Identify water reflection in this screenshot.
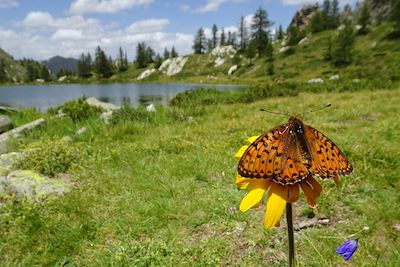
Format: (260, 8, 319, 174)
(0, 83, 241, 111)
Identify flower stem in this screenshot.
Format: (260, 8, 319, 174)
(286, 203, 295, 267)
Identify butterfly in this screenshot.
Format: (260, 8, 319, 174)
(237, 112, 353, 186)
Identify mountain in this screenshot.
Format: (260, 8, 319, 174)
(0, 47, 26, 83)
(42, 55, 78, 75)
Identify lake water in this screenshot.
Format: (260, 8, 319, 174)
(0, 83, 241, 111)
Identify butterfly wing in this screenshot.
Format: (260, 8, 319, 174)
(303, 125, 353, 179)
(237, 124, 310, 185)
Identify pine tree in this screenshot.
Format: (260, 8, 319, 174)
(117, 47, 128, 72)
(192, 27, 207, 54)
(251, 6, 273, 57)
(244, 40, 256, 65)
(330, 0, 340, 28)
(239, 16, 248, 53)
(94, 46, 113, 78)
(357, 2, 371, 35)
(321, 0, 331, 29)
(171, 46, 178, 58)
(135, 42, 148, 68)
(163, 48, 170, 60)
(220, 28, 226, 46)
(332, 20, 354, 66)
(40, 65, 50, 81)
(277, 25, 284, 40)
(154, 53, 163, 68)
(77, 53, 92, 78)
(309, 11, 324, 33)
(212, 24, 218, 48)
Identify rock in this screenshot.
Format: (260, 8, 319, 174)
(228, 65, 238, 75)
(392, 224, 400, 232)
(371, 41, 377, 48)
(308, 78, 324, 84)
(76, 127, 87, 135)
(137, 68, 156, 80)
(295, 217, 330, 231)
(0, 118, 45, 143)
(57, 75, 67, 82)
(355, 24, 362, 31)
(100, 110, 113, 124)
(0, 141, 7, 154)
(5, 170, 73, 200)
(329, 74, 340, 81)
(279, 46, 291, 53)
(158, 56, 188, 76)
(35, 79, 45, 83)
(0, 115, 12, 134)
(214, 57, 225, 67)
(210, 45, 236, 57)
(338, 24, 345, 31)
(289, 3, 319, 30)
(86, 97, 119, 111)
(146, 103, 156, 112)
(352, 78, 361, 83)
(298, 36, 309, 45)
(0, 152, 25, 176)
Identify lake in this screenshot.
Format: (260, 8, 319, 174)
(0, 83, 241, 111)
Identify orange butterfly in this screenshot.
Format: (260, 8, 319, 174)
(238, 109, 353, 186)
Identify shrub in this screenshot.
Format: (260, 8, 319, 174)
(19, 138, 87, 177)
(110, 104, 157, 124)
(48, 97, 102, 122)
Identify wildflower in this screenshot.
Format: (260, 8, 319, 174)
(336, 239, 358, 261)
(235, 136, 322, 229)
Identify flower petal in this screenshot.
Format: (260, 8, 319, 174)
(235, 175, 251, 189)
(234, 145, 249, 160)
(264, 192, 286, 229)
(300, 180, 317, 208)
(270, 182, 289, 201)
(306, 176, 322, 198)
(246, 136, 260, 143)
(239, 188, 266, 212)
(287, 184, 300, 203)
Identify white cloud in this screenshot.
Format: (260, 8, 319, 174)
(69, 0, 153, 15)
(126, 18, 170, 34)
(195, 0, 226, 13)
(51, 29, 84, 40)
(0, 13, 192, 61)
(0, 0, 18, 9)
(280, 0, 356, 6)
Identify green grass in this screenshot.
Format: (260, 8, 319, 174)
(1, 88, 400, 266)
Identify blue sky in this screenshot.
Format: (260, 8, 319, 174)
(0, 0, 356, 60)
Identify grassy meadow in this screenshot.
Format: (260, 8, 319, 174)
(1, 86, 400, 266)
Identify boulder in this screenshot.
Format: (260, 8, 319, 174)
(5, 170, 73, 200)
(146, 103, 156, 112)
(214, 57, 225, 67)
(210, 45, 236, 57)
(158, 56, 188, 76)
(86, 97, 119, 111)
(0, 115, 12, 134)
(289, 3, 319, 30)
(76, 127, 87, 135)
(0, 152, 25, 176)
(57, 75, 67, 82)
(329, 74, 340, 81)
(279, 46, 291, 53)
(228, 65, 238, 75)
(308, 78, 324, 84)
(137, 68, 156, 80)
(100, 110, 113, 124)
(298, 36, 309, 45)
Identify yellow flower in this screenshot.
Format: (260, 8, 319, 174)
(235, 136, 322, 229)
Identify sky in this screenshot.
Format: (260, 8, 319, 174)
(0, 0, 357, 61)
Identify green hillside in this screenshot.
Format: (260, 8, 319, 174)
(125, 22, 399, 86)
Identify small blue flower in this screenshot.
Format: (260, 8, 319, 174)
(336, 239, 358, 261)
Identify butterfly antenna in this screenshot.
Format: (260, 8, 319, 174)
(296, 104, 331, 117)
(260, 108, 292, 117)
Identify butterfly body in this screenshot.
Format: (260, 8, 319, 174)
(238, 117, 353, 185)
